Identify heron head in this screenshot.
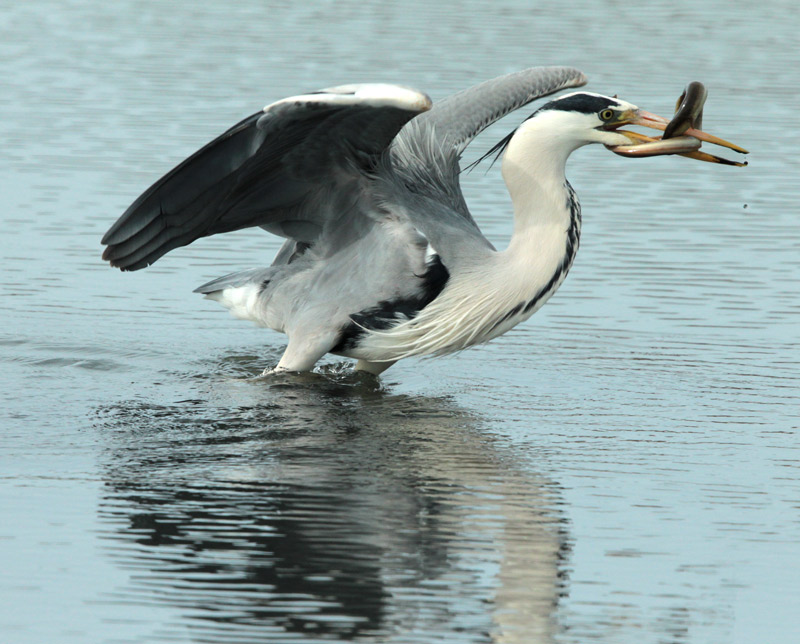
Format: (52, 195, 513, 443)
(476, 89, 747, 171)
(530, 91, 647, 148)
(533, 90, 747, 165)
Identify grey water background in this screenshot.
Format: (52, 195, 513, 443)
(1, 0, 798, 642)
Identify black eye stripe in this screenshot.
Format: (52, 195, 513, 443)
(537, 93, 621, 115)
(474, 93, 626, 170)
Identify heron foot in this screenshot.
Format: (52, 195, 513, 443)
(353, 359, 397, 376)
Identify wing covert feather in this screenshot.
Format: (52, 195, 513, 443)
(102, 86, 431, 270)
(404, 66, 587, 151)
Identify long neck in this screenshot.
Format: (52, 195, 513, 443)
(501, 118, 580, 244)
(498, 119, 583, 301)
(355, 118, 586, 361)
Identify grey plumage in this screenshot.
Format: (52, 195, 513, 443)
(102, 66, 591, 374)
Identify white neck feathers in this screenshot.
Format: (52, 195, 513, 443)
(501, 111, 586, 243)
(357, 112, 586, 362)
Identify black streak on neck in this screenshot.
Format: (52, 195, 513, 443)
(491, 182, 582, 331)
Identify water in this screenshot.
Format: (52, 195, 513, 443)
(1, 1, 798, 642)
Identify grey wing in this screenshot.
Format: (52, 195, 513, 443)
(102, 85, 432, 270)
(388, 66, 587, 256)
(404, 66, 587, 153)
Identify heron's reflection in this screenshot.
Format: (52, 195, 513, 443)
(97, 355, 570, 643)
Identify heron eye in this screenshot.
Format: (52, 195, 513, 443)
(600, 108, 615, 121)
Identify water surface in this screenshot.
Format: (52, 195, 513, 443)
(1, 1, 798, 643)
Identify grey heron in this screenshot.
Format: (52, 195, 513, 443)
(102, 67, 746, 375)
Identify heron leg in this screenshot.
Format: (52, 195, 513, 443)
(263, 331, 338, 375)
(354, 359, 396, 376)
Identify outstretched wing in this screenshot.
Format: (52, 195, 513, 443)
(404, 66, 587, 154)
(102, 85, 431, 270)
(388, 66, 587, 247)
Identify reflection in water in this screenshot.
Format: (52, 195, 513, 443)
(96, 356, 569, 643)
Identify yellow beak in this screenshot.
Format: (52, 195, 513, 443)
(608, 82, 748, 166)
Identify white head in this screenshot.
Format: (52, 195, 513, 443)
(485, 89, 747, 218)
(491, 91, 644, 204)
(507, 91, 643, 161)
(534, 91, 643, 147)
(480, 88, 747, 178)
